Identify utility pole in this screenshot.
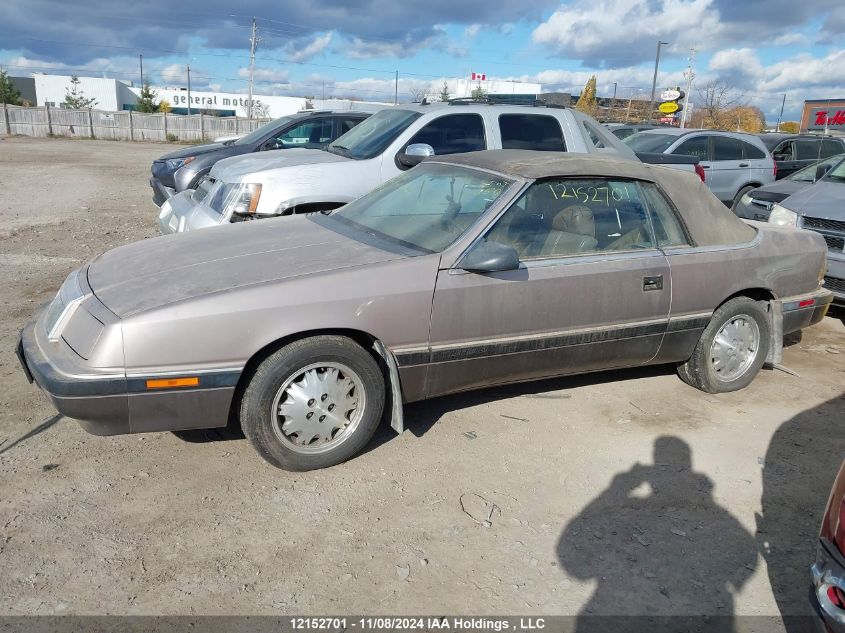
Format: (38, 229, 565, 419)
(247, 17, 257, 120)
(611, 82, 618, 119)
(394, 71, 398, 105)
(775, 93, 786, 132)
(648, 40, 669, 123)
(187, 65, 192, 116)
(680, 47, 696, 129)
(139, 54, 144, 87)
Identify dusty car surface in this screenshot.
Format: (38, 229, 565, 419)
(18, 150, 832, 471)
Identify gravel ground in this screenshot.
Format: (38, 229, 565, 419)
(0, 136, 843, 624)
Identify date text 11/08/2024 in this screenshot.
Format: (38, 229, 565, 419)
(289, 617, 547, 631)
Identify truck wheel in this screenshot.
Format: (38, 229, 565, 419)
(677, 296, 771, 394)
(240, 335, 385, 471)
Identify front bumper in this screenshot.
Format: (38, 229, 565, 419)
(825, 255, 845, 308)
(811, 538, 845, 633)
(150, 176, 176, 208)
(156, 190, 226, 235)
(17, 311, 238, 436)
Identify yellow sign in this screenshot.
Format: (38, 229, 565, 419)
(658, 102, 680, 114)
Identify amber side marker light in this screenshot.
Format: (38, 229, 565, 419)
(146, 377, 200, 389)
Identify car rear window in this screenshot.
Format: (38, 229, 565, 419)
(499, 114, 566, 151)
(624, 133, 678, 153)
(796, 139, 822, 160)
(821, 139, 844, 157)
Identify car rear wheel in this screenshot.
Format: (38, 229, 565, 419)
(240, 335, 385, 471)
(731, 185, 755, 213)
(677, 296, 771, 393)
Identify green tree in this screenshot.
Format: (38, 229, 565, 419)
(471, 85, 487, 101)
(134, 81, 159, 113)
(62, 75, 98, 109)
(439, 81, 450, 102)
(0, 70, 22, 105)
(575, 75, 598, 116)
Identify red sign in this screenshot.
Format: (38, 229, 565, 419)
(812, 109, 845, 128)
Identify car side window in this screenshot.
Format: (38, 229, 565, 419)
(485, 178, 654, 260)
(821, 140, 844, 158)
(741, 141, 766, 160)
(498, 114, 566, 151)
(773, 140, 795, 160)
(274, 119, 333, 146)
(640, 183, 689, 248)
(713, 136, 744, 161)
(796, 139, 822, 160)
(674, 136, 709, 161)
(407, 114, 486, 154)
(339, 117, 362, 135)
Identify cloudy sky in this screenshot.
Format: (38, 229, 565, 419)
(1, 0, 843, 120)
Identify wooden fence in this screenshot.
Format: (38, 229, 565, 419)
(0, 105, 269, 142)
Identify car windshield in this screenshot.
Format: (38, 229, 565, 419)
(234, 115, 295, 146)
(826, 158, 845, 182)
(324, 163, 512, 253)
(326, 109, 421, 160)
(787, 154, 845, 182)
(623, 133, 679, 153)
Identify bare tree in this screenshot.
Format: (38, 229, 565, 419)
(694, 80, 746, 129)
(408, 86, 428, 103)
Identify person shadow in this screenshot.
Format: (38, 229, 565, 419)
(557, 436, 757, 633)
(758, 392, 845, 633)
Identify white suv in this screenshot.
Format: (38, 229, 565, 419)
(625, 129, 776, 209)
(158, 102, 653, 234)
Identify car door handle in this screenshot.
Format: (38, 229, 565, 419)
(643, 275, 663, 291)
(701, 164, 710, 169)
(739, 163, 749, 167)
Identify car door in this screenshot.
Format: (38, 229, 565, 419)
(707, 136, 748, 203)
(425, 177, 672, 398)
(672, 133, 712, 184)
(772, 139, 800, 178)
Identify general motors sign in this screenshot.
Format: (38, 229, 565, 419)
(808, 107, 845, 130)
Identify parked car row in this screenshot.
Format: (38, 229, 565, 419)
(15, 101, 834, 473)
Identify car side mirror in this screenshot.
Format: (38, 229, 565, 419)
(262, 140, 284, 151)
(773, 153, 789, 161)
(397, 143, 435, 168)
(460, 240, 520, 273)
(816, 164, 832, 181)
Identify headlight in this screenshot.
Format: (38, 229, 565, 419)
(43, 269, 88, 341)
(769, 203, 798, 227)
(165, 156, 195, 171)
(210, 182, 263, 217)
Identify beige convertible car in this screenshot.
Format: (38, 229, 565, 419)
(17, 151, 832, 470)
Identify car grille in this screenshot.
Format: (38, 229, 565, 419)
(823, 235, 845, 251)
(804, 216, 845, 232)
(824, 276, 845, 294)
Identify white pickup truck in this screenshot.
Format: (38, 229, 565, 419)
(158, 101, 701, 234)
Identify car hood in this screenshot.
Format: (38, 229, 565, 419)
(749, 179, 809, 203)
(210, 148, 350, 182)
(87, 216, 403, 317)
(157, 142, 231, 161)
(779, 180, 845, 221)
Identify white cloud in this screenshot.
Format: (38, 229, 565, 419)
(288, 32, 333, 62)
(708, 48, 764, 77)
(772, 33, 807, 46)
(237, 66, 290, 84)
(159, 63, 187, 86)
(464, 24, 481, 38)
(532, 0, 723, 65)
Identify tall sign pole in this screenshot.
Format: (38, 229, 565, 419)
(680, 47, 695, 129)
(247, 17, 257, 120)
(775, 93, 786, 132)
(186, 65, 192, 116)
(648, 40, 669, 123)
(139, 54, 144, 87)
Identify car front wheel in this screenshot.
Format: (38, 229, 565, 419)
(677, 296, 771, 394)
(240, 335, 385, 471)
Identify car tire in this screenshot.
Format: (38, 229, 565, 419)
(731, 185, 755, 213)
(677, 296, 771, 394)
(240, 335, 385, 471)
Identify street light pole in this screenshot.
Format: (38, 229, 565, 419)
(187, 64, 192, 116)
(648, 40, 669, 123)
(776, 93, 786, 132)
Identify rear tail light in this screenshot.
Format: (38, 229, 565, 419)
(695, 163, 706, 183)
(773, 162, 778, 179)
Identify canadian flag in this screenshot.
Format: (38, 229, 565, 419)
(471, 72, 486, 81)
